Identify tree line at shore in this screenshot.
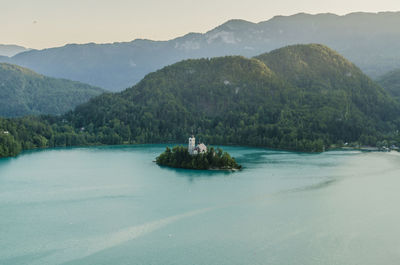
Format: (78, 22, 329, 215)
(1, 44, 400, 158)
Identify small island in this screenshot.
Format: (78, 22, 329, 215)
(156, 135, 242, 170)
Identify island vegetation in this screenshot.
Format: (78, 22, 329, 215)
(156, 146, 242, 170)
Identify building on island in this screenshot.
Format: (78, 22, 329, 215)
(188, 135, 207, 155)
(197, 143, 207, 153)
(188, 135, 196, 154)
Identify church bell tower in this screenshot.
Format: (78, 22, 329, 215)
(188, 135, 195, 154)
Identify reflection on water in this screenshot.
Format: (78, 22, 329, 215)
(0, 145, 399, 265)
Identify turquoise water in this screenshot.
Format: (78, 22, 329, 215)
(0, 145, 400, 265)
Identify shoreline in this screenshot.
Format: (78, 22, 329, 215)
(2, 142, 398, 160)
(156, 164, 241, 172)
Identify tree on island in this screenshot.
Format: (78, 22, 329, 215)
(156, 146, 241, 170)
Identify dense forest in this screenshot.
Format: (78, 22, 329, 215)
(377, 69, 400, 101)
(156, 146, 241, 170)
(0, 63, 104, 117)
(0, 44, 400, 158)
(0, 116, 95, 157)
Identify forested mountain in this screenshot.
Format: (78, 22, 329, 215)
(0, 63, 104, 117)
(66, 44, 399, 151)
(0, 44, 30, 57)
(1, 12, 400, 91)
(377, 69, 400, 100)
(1, 44, 399, 158)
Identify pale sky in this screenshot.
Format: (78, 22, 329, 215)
(1, 0, 400, 49)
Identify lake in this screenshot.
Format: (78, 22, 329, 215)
(0, 145, 399, 265)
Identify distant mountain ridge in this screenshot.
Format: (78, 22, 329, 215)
(1, 12, 400, 91)
(0, 63, 104, 117)
(0, 44, 30, 57)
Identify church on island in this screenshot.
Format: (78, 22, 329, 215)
(188, 135, 207, 155)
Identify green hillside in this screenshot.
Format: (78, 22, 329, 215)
(1, 44, 399, 158)
(377, 69, 400, 100)
(0, 63, 104, 117)
(67, 44, 400, 151)
(255, 44, 400, 144)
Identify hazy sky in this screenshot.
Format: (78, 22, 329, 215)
(1, 0, 400, 49)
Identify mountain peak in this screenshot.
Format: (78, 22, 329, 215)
(255, 44, 360, 89)
(209, 19, 256, 34)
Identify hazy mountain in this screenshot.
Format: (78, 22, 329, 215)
(0, 44, 30, 57)
(0, 55, 10, 62)
(1, 12, 400, 91)
(377, 69, 400, 100)
(0, 63, 104, 117)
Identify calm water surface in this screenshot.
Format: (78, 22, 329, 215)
(0, 145, 399, 265)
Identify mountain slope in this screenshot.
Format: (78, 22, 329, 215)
(0, 44, 30, 57)
(0, 63, 104, 117)
(0, 56, 9, 62)
(65, 44, 400, 151)
(1, 12, 400, 91)
(256, 44, 397, 125)
(1, 44, 399, 158)
(377, 69, 400, 100)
